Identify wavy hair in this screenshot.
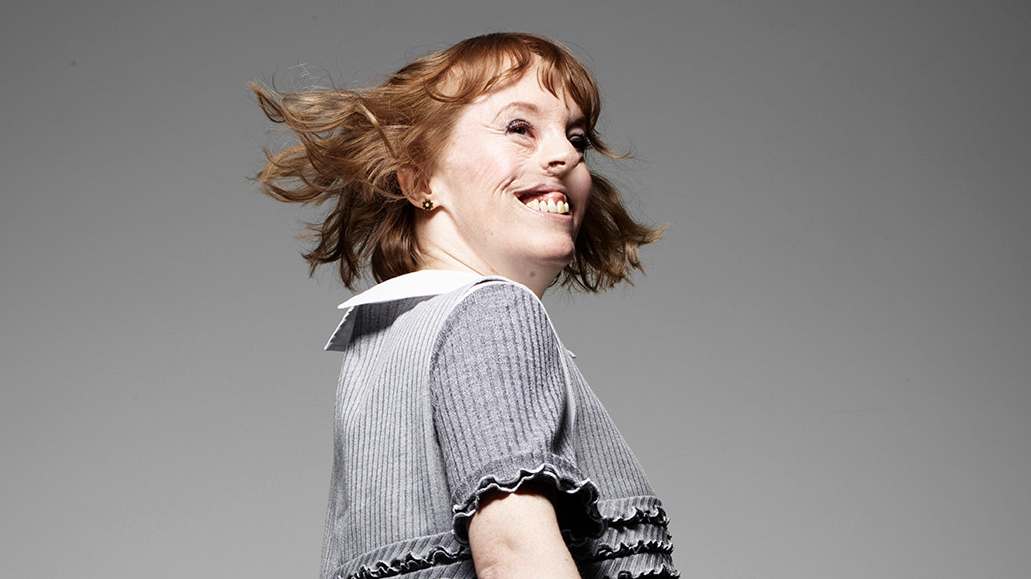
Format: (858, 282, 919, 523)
(248, 32, 667, 292)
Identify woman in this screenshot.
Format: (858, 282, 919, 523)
(250, 32, 678, 579)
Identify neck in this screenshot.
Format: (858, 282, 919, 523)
(416, 254, 559, 299)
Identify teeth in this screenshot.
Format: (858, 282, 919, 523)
(526, 198, 570, 214)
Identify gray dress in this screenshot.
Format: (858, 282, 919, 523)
(319, 271, 679, 579)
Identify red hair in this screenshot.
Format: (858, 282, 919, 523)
(248, 32, 667, 291)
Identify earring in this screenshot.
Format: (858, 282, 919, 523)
(422, 199, 434, 211)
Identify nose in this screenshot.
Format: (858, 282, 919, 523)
(541, 129, 582, 176)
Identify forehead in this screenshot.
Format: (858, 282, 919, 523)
(469, 62, 583, 119)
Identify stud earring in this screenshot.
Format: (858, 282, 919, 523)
(422, 199, 434, 211)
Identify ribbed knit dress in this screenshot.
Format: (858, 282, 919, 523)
(319, 269, 679, 579)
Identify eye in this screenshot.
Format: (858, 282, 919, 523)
(506, 119, 533, 136)
(508, 119, 592, 154)
(569, 134, 592, 153)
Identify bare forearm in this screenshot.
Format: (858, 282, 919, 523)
(468, 487, 582, 579)
(476, 548, 581, 579)
(473, 526, 581, 579)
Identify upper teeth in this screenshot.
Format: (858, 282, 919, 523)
(525, 197, 570, 214)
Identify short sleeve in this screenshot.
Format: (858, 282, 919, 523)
(429, 281, 605, 546)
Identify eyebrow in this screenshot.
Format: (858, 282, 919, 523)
(494, 101, 587, 130)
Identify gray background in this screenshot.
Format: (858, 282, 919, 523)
(1, 1, 1028, 577)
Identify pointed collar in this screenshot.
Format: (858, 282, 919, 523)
(335, 268, 489, 309)
(323, 268, 576, 358)
(323, 268, 491, 352)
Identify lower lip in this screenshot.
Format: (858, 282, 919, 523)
(514, 195, 573, 221)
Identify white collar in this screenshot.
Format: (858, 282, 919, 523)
(324, 269, 576, 357)
(335, 268, 491, 309)
(324, 269, 494, 352)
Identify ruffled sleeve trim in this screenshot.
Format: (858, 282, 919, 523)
(570, 495, 682, 578)
(449, 450, 606, 546)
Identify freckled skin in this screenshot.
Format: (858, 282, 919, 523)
(411, 58, 592, 298)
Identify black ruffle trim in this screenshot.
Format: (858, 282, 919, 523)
(606, 564, 682, 579)
(338, 499, 675, 579)
(606, 504, 671, 529)
(576, 540, 680, 579)
(451, 461, 606, 546)
(570, 501, 680, 579)
(338, 544, 471, 579)
(594, 538, 676, 560)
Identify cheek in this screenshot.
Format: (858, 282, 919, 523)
(451, 143, 523, 200)
(570, 168, 593, 214)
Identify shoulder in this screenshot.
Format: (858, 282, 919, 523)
(429, 279, 558, 365)
(452, 279, 545, 320)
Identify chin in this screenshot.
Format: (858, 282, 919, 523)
(504, 232, 575, 270)
(531, 236, 575, 259)
(533, 248, 575, 270)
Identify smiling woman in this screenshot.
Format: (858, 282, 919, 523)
(248, 32, 677, 578)
(393, 53, 595, 287)
(248, 31, 664, 295)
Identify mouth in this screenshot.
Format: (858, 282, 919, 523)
(515, 190, 572, 216)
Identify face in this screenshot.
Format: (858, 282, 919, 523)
(419, 58, 593, 288)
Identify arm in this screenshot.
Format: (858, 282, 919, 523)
(469, 484, 582, 579)
(429, 281, 604, 577)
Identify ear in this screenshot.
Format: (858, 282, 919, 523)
(396, 164, 425, 209)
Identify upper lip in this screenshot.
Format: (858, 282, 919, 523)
(515, 184, 571, 206)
